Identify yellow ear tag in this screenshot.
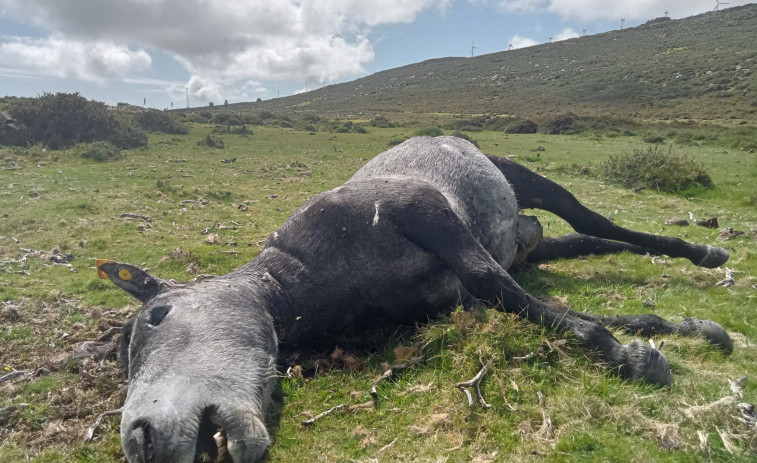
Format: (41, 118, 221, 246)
(118, 268, 132, 281)
(95, 259, 114, 279)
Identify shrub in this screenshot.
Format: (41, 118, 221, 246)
(451, 116, 485, 131)
(0, 92, 148, 149)
(543, 114, 577, 134)
(370, 116, 398, 128)
(642, 134, 665, 144)
(505, 120, 538, 134)
(108, 115, 149, 149)
(79, 141, 122, 162)
(415, 127, 444, 137)
(135, 110, 189, 134)
(387, 136, 407, 146)
(197, 134, 225, 149)
(212, 125, 250, 135)
(332, 121, 368, 134)
(601, 146, 713, 193)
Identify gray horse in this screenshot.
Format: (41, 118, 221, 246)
(99, 136, 731, 463)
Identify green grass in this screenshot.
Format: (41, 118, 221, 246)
(1, 124, 756, 461)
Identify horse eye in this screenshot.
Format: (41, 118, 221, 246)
(148, 305, 171, 327)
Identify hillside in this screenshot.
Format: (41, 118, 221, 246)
(247, 4, 757, 123)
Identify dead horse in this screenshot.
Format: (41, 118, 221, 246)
(99, 136, 732, 463)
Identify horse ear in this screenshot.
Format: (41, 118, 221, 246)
(97, 261, 166, 302)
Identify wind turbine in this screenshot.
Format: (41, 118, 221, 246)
(508, 42, 513, 50)
(713, 0, 730, 11)
(470, 40, 478, 58)
(620, 17, 626, 29)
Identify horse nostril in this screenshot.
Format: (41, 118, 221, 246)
(195, 405, 231, 462)
(142, 422, 156, 463)
(127, 421, 156, 463)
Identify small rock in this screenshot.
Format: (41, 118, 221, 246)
(2, 305, 20, 321)
(696, 217, 719, 228)
(205, 233, 221, 244)
(665, 218, 689, 226)
(717, 227, 745, 242)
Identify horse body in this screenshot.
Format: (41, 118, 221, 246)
(99, 136, 731, 463)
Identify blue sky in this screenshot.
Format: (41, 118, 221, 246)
(0, 0, 749, 108)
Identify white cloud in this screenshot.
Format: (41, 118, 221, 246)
(0, 0, 448, 102)
(510, 34, 539, 49)
(485, 0, 549, 14)
(554, 27, 580, 41)
(0, 36, 151, 82)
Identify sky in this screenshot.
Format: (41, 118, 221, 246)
(0, 0, 751, 108)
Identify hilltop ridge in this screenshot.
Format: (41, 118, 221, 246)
(244, 4, 756, 123)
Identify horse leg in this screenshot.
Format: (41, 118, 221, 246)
(525, 233, 656, 264)
(389, 187, 674, 386)
(569, 309, 732, 354)
(486, 155, 728, 268)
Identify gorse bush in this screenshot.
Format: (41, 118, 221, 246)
(331, 121, 368, 134)
(0, 92, 148, 149)
(134, 110, 189, 135)
(642, 134, 665, 144)
(79, 141, 122, 162)
(543, 113, 577, 134)
(601, 145, 713, 193)
(197, 134, 225, 149)
(505, 120, 538, 134)
(414, 127, 444, 137)
(369, 116, 398, 128)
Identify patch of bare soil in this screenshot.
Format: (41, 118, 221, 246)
(0, 297, 134, 454)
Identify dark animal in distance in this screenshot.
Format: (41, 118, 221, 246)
(99, 136, 732, 463)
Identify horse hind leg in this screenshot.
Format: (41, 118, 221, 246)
(486, 155, 728, 268)
(524, 233, 656, 264)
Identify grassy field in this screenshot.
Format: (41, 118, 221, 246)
(1, 124, 756, 462)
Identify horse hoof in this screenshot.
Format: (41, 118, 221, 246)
(696, 245, 729, 268)
(622, 340, 672, 387)
(677, 318, 733, 355)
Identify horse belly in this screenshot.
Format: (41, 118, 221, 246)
(350, 136, 520, 268)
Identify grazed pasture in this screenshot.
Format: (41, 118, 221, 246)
(1, 125, 756, 462)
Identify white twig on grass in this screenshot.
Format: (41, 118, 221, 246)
(729, 376, 747, 398)
(301, 403, 347, 426)
(300, 401, 373, 427)
(370, 354, 425, 398)
(454, 359, 492, 409)
(0, 370, 30, 384)
(716, 267, 737, 287)
(378, 437, 397, 452)
(535, 391, 554, 441)
(85, 408, 122, 442)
